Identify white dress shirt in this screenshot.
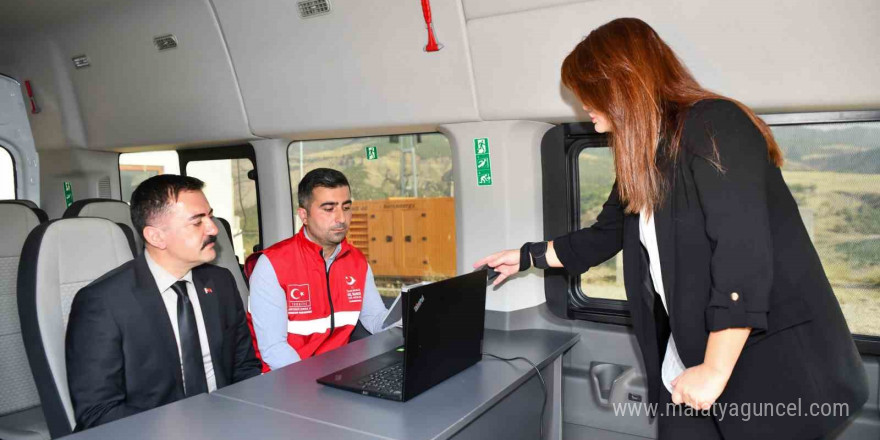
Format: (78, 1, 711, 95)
(144, 251, 217, 393)
(638, 210, 687, 393)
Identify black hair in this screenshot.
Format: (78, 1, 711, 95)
(297, 168, 350, 208)
(130, 174, 205, 240)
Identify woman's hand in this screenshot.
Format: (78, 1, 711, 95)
(670, 363, 730, 410)
(473, 249, 521, 286)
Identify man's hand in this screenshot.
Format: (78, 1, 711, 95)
(473, 249, 521, 286)
(670, 363, 729, 410)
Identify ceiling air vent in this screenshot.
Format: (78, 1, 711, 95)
(97, 176, 112, 199)
(72, 55, 90, 69)
(298, 0, 331, 18)
(154, 34, 178, 51)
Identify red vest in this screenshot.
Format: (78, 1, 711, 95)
(245, 229, 367, 372)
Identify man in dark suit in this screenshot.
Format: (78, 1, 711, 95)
(65, 174, 261, 430)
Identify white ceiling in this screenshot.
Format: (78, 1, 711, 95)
(0, 0, 120, 36)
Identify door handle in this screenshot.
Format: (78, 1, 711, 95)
(589, 362, 638, 408)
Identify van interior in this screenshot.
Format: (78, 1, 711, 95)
(0, 1, 878, 439)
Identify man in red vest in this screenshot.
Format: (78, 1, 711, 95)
(247, 168, 388, 371)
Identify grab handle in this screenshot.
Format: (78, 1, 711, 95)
(589, 362, 635, 408)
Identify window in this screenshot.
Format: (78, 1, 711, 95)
(0, 146, 14, 199)
(288, 134, 455, 303)
(770, 120, 880, 337)
(181, 146, 261, 265)
(554, 115, 880, 340)
(119, 151, 180, 203)
(185, 158, 260, 264)
(577, 146, 625, 301)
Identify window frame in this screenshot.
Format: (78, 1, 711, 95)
(178, 144, 265, 253)
(0, 143, 18, 199)
(541, 110, 880, 354)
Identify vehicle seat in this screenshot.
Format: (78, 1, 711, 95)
(212, 217, 249, 308)
(0, 200, 49, 223)
(0, 202, 49, 440)
(17, 218, 134, 438)
(63, 199, 142, 255)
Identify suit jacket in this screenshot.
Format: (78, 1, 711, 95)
(65, 253, 262, 430)
(554, 100, 868, 439)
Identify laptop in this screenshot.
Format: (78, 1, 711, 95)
(317, 269, 488, 401)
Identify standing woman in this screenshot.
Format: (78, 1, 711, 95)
(476, 18, 867, 440)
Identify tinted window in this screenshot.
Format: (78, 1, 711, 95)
(0, 146, 14, 199)
(186, 158, 260, 263)
(771, 121, 880, 337)
(119, 151, 180, 203)
(577, 146, 625, 301)
(288, 134, 455, 303)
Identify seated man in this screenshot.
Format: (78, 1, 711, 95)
(248, 168, 388, 371)
(66, 175, 261, 430)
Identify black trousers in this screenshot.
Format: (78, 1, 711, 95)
(657, 385, 724, 440)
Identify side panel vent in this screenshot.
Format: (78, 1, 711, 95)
(97, 176, 112, 198)
(72, 55, 90, 69)
(298, 0, 331, 18)
(154, 34, 178, 51)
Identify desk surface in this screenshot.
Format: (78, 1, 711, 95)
(62, 392, 382, 440)
(64, 329, 578, 440)
(215, 329, 578, 440)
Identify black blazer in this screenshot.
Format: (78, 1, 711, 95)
(65, 253, 261, 430)
(554, 100, 868, 439)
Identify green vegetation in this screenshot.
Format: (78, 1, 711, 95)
(578, 147, 616, 225)
(834, 239, 879, 271)
(577, 147, 626, 301)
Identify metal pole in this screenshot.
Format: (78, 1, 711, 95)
(299, 141, 304, 181)
(399, 140, 406, 197)
(410, 135, 418, 197)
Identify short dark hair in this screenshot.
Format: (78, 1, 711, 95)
(130, 174, 205, 240)
(297, 168, 350, 208)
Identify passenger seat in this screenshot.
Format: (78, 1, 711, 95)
(17, 218, 134, 438)
(212, 217, 249, 308)
(0, 202, 49, 440)
(63, 199, 142, 255)
(0, 200, 49, 223)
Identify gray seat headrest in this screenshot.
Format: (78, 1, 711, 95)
(0, 200, 48, 224)
(62, 199, 142, 254)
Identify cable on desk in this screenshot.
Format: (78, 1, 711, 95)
(482, 352, 547, 440)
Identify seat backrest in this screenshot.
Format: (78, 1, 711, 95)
(0, 203, 44, 418)
(63, 199, 142, 254)
(17, 218, 134, 438)
(0, 200, 49, 223)
(212, 217, 249, 307)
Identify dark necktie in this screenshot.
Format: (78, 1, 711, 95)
(170, 281, 208, 396)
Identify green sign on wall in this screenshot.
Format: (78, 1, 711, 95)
(473, 138, 492, 186)
(63, 181, 74, 207)
(365, 145, 378, 160)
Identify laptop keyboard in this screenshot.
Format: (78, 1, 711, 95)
(358, 362, 403, 396)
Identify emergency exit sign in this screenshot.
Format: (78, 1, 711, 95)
(63, 181, 74, 207)
(474, 138, 492, 186)
(365, 145, 378, 160)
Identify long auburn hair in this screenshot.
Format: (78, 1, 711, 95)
(561, 18, 783, 215)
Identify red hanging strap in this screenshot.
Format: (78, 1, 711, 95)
(421, 0, 442, 52)
(25, 80, 40, 114)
